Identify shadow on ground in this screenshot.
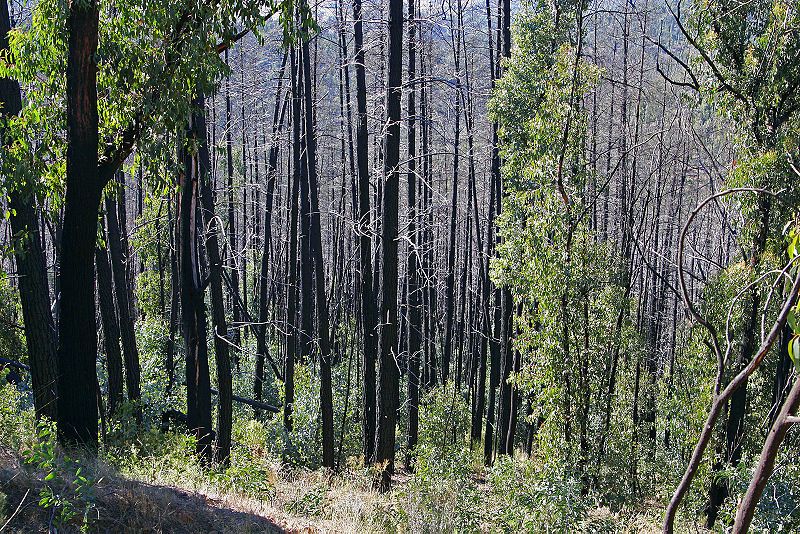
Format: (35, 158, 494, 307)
(0, 449, 284, 533)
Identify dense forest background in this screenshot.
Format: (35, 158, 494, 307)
(0, 0, 799, 531)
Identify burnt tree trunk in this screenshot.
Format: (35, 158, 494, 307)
(375, 0, 403, 491)
(58, 0, 101, 447)
(299, 29, 336, 470)
(179, 111, 213, 464)
(95, 237, 124, 416)
(254, 52, 287, 415)
(352, 0, 379, 465)
(224, 50, 242, 366)
(405, 0, 422, 468)
(105, 179, 141, 415)
(195, 96, 233, 466)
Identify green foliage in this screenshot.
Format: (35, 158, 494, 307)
(22, 422, 97, 532)
(0, 0, 316, 222)
(0, 273, 26, 364)
(0, 370, 36, 450)
(416, 382, 471, 460)
(688, 0, 800, 148)
(284, 484, 329, 517)
(135, 317, 179, 422)
(487, 455, 586, 531)
(269, 363, 321, 465)
(688, 1, 800, 256)
(214, 418, 277, 499)
(130, 191, 172, 321)
(401, 448, 481, 533)
(399, 384, 591, 531)
(717, 446, 800, 532)
(788, 223, 800, 369)
(105, 400, 146, 443)
(489, 0, 647, 503)
(0, 0, 65, 211)
(104, 426, 205, 487)
(399, 384, 481, 532)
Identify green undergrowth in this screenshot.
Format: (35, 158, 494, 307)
(0, 376, 678, 532)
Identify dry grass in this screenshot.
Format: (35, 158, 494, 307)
(0, 446, 401, 533)
(0, 447, 287, 533)
(124, 463, 397, 533)
(0, 443, 674, 533)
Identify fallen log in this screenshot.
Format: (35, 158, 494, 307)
(210, 387, 280, 414)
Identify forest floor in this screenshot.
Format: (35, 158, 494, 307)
(0, 443, 668, 533)
(0, 446, 402, 533)
(0, 446, 357, 533)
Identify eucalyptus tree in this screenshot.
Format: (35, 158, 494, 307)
(196, 93, 233, 465)
(297, 6, 336, 468)
(179, 102, 215, 463)
(405, 0, 422, 466)
(0, 0, 301, 447)
(105, 176, 141, 417)
(0, 0, 58, 422)
(660, 1, 800, 529)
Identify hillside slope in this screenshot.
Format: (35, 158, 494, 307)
(0, 448, 287, 533)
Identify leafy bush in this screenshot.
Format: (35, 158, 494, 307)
(104, 426, 205, 491)
(0, 273, 25, 364)
(22, 422, 97, 532)
(213, 418, 278, 500)
(487, 455, 587, 531)
(401, 446, 482, 533)
(284, 483, 329, 517)
(399, 383, 482, 532)
(717, 446, 800, 532)
(0, 372, 35, 450)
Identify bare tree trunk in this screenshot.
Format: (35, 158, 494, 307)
(352, 0, 379, 465)
(179, 108, 213, 464)
(58, 0, 101, 447)
(166, 198, 179, 395)
(442, 0, 463, 384)
(298, 28, 336, 469)
(283, 46, 306, 434)
(105, 177, 141, 417)
(195, 95, 233, 466)
(224, 50, 242, 367)
(405, 0, 421, 467)
(95, 236, 123, 416)
(254, 53, 288, 415)
(375, 0, 403, 490)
